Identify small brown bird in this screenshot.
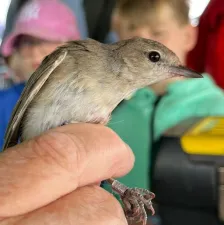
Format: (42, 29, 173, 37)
(2, 37, 202, 224)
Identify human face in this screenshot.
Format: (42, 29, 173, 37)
(113, 4, 197, 96)
(13, 35, 63, 81)
(115, 4, 196, 65)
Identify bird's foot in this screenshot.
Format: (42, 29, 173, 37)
(122, 187, 155, 225)
(107, 179, 155, 225)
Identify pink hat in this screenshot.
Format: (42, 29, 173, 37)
(1, 0, 80, 57)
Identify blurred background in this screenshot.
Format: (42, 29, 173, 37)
(0, 0, 211, 44)
(0, 1, 224, 225)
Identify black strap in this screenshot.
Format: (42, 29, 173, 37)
(149, 96, 162, 187)
(83, 0, 116, 42)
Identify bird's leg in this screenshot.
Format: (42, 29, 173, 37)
(106, 178, 155, 225)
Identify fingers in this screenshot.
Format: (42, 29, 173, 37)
(53, 123, 134, 186)
(1, 186, 128, 225)
(0, 123, 134, 217)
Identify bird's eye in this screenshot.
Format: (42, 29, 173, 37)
(148, 51, 160, 63)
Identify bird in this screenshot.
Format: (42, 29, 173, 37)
(2, 37, 202, 224)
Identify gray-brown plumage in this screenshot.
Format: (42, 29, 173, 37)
(2, 37, 202, 224)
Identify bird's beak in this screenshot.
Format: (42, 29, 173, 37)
(168, 65, 203, 78)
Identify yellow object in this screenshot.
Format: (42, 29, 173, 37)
(181, 117, 224, 155)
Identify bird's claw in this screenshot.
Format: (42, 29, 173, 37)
(121, 187, 155, 225)
(108, 179, 155, 224)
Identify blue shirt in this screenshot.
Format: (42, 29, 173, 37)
(0, 83, 25, 150)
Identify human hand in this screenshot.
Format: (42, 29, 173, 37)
(0, 123, 134, 225)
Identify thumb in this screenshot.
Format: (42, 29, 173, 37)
(0, 123, 134, 217)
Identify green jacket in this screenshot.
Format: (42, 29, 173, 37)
(105, 74, 224, 193)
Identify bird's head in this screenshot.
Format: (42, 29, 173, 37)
(106, 37, 202, 92)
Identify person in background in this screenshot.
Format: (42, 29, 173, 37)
(103, 0, 224, 223)
(187, 0, 224, 89)
(2, 0, 88, 44)
(0, 0, 80, 149)
(0, 0, 87, 89)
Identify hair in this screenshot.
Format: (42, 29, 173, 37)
(113, 0, 190, 31)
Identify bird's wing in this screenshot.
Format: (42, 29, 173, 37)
(2, 49, 67, 151)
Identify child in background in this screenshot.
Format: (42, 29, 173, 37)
(0, 0, 80, 149)
(105, 0, 224, 223)
(112, 0, 197, 93)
